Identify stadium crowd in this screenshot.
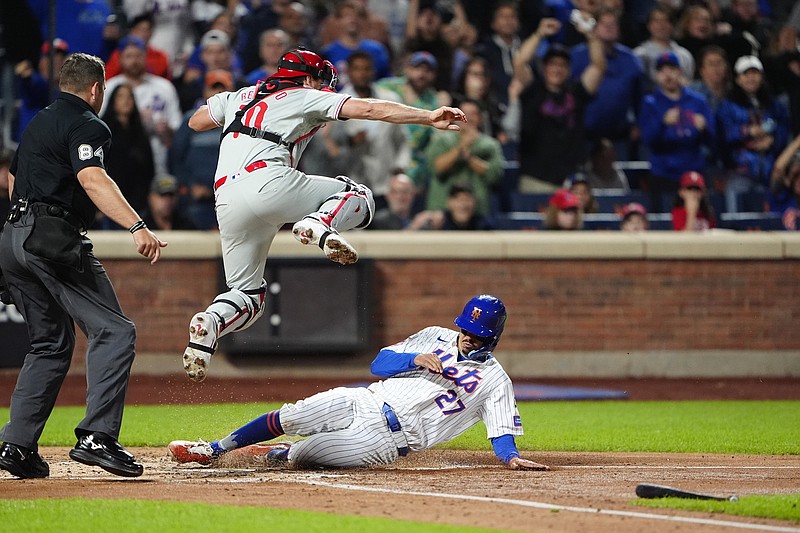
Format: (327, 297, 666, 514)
(2, 0, 800, 231)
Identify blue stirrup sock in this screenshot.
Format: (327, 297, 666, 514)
(211, 410, 284, 454)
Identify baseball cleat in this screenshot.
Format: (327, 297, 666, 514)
(292, 218, 358, 265)
(168, 439, 217, 465)
(183, 312, 218, 382)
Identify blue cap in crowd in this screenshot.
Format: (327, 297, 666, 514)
(655, 51, 680, 70)
(408, 51, 438, 69)
(118, 35, 146, 51)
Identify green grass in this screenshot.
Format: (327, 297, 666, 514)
(1, 400, 798, 528)
(11, 400, 793, 454)
(633, 493, 800, 523)
(0, 498, 504, 533)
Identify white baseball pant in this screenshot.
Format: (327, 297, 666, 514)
(280, 387, 408, 467)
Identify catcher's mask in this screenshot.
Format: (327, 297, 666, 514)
(454, 294, 506, 359)
(272, 49, 335, 86)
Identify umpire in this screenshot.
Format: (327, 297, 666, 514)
(0, 53, 166, 479)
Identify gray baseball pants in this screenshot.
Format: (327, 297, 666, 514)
(0, 211, 136, 451)
(215, 166, 349, 290)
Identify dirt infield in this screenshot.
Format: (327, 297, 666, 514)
(1, 375, 799, 531)
(1, 448, 799, 532)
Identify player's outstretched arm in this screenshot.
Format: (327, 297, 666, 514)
(509, 457, 550, 471)
(339, 98, 466, 130)
(188, 105, 220, 131)
(492, 434, 550, 471)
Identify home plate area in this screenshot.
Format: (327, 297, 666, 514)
(4, 448, 799, 532)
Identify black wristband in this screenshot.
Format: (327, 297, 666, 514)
(128, 220, 147, 233)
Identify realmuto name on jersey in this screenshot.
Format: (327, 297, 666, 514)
(239, 87, 258, 101)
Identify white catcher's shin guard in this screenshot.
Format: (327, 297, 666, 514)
(323, 176, 375, 230)
(207, 282, 267, 336)
(183, 282, 267, 382)
(292, 177, 374, 265)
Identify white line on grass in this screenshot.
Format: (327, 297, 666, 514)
(285, 479, 800, 533)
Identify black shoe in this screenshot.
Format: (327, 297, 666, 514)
(69, 433, 143, 478)
(0, 442, 49, 479)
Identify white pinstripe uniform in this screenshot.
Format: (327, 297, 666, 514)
(205, 84, 354, 290)
(280, 326, 523, 467)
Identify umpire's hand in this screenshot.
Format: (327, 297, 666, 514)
(133, 229, 168, 264)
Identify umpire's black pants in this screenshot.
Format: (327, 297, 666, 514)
(0, 211, 136, 451)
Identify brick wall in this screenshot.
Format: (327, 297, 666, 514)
(70, 257, 800, 360)
(372, 259, 800, 351)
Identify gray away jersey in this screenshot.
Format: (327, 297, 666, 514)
(369, 326, 523, 451)
(205, 85, 350, 179)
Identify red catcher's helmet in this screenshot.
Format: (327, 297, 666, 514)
(272, 49, 327, 80)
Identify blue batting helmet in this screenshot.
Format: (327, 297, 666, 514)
(454, 295, 507, 354)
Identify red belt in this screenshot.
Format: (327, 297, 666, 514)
(214, 160, 268, 191)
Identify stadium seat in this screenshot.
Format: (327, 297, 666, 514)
(582, 214, 622, 230)
(594, 190, 652, 214)
(613, 161, 650, 190)
(509, 192, 551, 212)
(488, 213, 544, 230)
(718, 212, 784, 231)
(737, 190, 769, 213)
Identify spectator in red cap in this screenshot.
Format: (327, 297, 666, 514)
(544, 189, 583, 230)
(619, 202, 649, 232)
(672, 171, 717, 231)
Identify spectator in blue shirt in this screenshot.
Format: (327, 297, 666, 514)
(570, 8, 645, 161)
(717, 55, 791, 212)
(13, 39, 68, 142)
(769, 134, 800, 229)
(640, 51, 715, 213)
(26, 0, 118, 60)
(322, 0, 392, 87)
(168, 70, 232, 230)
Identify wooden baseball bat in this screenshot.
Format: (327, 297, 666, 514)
(635, 483, 739, 502)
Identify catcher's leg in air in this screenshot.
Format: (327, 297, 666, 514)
(183, 281, 266, 382)
(292, 176, 374, 265)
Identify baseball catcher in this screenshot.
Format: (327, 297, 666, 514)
(182, 48, 467, 382)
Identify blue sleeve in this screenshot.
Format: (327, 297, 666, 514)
(490, 434, 521, 464)
(370, 349, 419, 378)
(638, 94, 663, 146)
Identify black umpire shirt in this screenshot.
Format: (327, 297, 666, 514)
(10, 92, 112, 228)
